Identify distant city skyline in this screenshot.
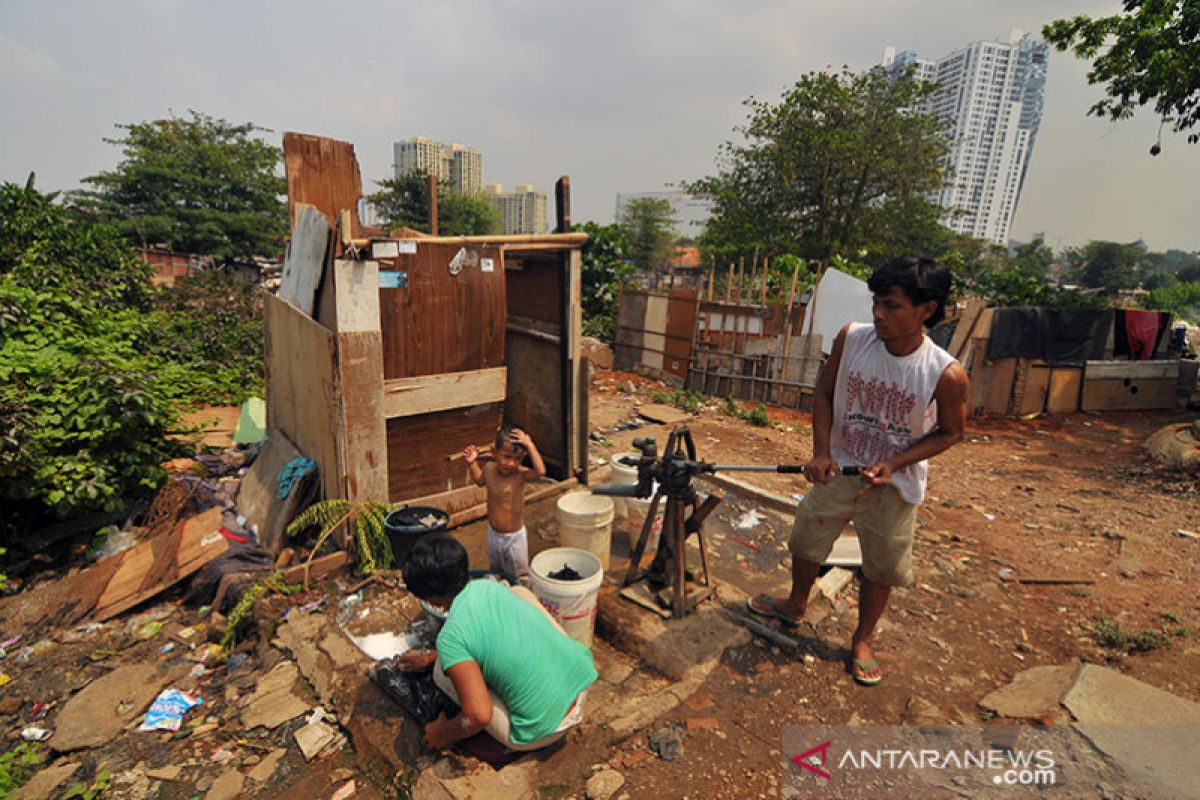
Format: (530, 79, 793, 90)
(393, 135, 483, 194)
(2, 1, 1196, 252)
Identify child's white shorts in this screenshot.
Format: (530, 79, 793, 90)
(487, 525, 530, 585)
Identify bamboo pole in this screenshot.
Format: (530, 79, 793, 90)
(760, 256, 769, 305)
(724, 263, 733, 302)
(736, 256, 745, 303)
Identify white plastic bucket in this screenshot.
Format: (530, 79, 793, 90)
(625, 482, 663, 552)
(529, 548, 604, 648)
(556, 491, 615, 570)
(609, 453, 640, 517)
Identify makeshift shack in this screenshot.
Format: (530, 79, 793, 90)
(243, 133, 589, 553)
(958, 303, 1183, 416)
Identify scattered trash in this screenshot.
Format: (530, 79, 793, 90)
(734, 509, 763, 530)
(729, 535, 760, 552)
(14, 640, 54, 664)
(983, 513, 997, 522)
(225, 653, 249, 673)
(21, 726, 52, 741)
(28, 701, 49, 720)
(160, 642, 176, 655)
(549, 564, 583, 581)
(998, 567, 1016, 581)
(330, 780, 357, 800)
(136, 621, 164, 641)
(792, 493, 806, 503)
(648, 722, 685, 762)
(138, 689, 203, 732)
(189, 664, 207, 679)
(1173, 529, 1198, 540)
(294, 718, 340, 760)
(0, 673, 9, 688)
(0, 635, 20, 650)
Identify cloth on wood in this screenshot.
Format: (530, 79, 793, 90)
(1113, 309, 1171, 360)
(986, 308, 1111, 365)
(184, 540, 275, 608)
(276, 458, 316, 499)
(370, 658, 460, 725)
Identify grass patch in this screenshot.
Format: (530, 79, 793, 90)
(1065, 586, 1091, 598)
(724, 397, 772, 427)
(649, 388, 707, 413)
(1093, 617, 1171, 653)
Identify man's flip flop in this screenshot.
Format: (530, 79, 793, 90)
(848, 657, 882, 686)
(746, 594, 803, 627)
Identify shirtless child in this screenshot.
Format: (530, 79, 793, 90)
(463, 424, 546, 585)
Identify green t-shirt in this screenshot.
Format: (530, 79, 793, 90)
(436, 579, 598, 745)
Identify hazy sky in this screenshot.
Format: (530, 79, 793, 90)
(2, 0, 1196, 251)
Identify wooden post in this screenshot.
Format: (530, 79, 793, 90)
(708, 256, 716, 301)
(779, 258, 802, 392)
(760, 256, 769, 305)
(724, 263, 733, 302)
(428, 173, 439, 236)
(555, 176, 571, 233)
(748, 253, 759, 305)
(736, 256, 745, 303)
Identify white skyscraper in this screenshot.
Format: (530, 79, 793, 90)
(883, 30, 1048, 244)
(393, 136, 483, 194)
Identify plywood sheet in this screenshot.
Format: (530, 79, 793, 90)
(239, 432, 307, 554)
(338, 331, 389, 503)
(810, 268, 873, 355)
(642, 294, 668, 371)
(282, 133, 363, 240)
(948, 297, 987, 359)
(378, 242, 506, 380)
(505, 333, 566, 477)
(332, 258, 380, 333)
(1081, 378, 1178, 411)
(385, 402, 505, 501)
(664, 289, 698, 380)
(264, 294, 341, 501)
(614, 290, 647, 371)
(971, 357, 1017, 417)
(278, 206, 331, 317)
(95, 507, 228, 620)
(1085, 361, 1179, 381)
(1047, 368, 1083, 414)
(384, 367, 507, 418)
(1014, 361, 1051, 416)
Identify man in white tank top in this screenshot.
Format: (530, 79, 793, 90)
(748, 256, 969, 686)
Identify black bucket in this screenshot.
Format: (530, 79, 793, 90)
(385, 506, 450, 570)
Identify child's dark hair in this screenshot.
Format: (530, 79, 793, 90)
(867, 255, 952, 328)
(495, 422, 524, 451)
(403, 535, 469, 600)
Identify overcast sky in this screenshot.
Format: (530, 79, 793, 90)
(2, 0, 1196, 251)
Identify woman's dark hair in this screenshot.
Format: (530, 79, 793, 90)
(866, 255, 952, 328)
(404, 535, 469, 600)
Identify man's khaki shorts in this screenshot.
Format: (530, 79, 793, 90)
(787, 476, 917, 587)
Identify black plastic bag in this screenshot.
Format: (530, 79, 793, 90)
(370, 658, 460, 725)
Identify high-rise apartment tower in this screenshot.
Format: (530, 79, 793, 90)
(393, 136, 483, 194)
(883, 30, 1048, 244)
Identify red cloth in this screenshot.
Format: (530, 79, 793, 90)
(1124, 310, 1161, 360)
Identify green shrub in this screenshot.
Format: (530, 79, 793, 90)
(1094, 617, 1170, 653)
(0, 743, 41, 797)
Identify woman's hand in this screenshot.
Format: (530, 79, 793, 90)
(424, 712, 457, 749)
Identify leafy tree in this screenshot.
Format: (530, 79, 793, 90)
(1010, 236, 1056, 278)
(574, 221, 633, 341)
(687, 68, 948, 265)
(618, 197, 677, 278)
(1, 181, 264, 540)
(72, 112, 286, 260)
(1145, 281, 1200, 321)
(369, 172, 499, 235)
(1069, 240, 1149, 292)
(1044, 1, 1200, 149)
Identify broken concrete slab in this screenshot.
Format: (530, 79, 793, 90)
(14, 760, 79, 800)
(144, 764, 182, 781)
(342, 676, 426, 771)
(637, 403, 691, 424)
(241, 661, 311, 730)
(816, 566, 854, 601)
(273, 610, 369, 708)
(294, 719, 339, 760)
(49, 664, 170, 752)
(641, 607, 750, 682)
(205, 769, 245, 800)
(246, 748, 286, 783)
(585, 768, 625, 800)
(825, 535, 862, 568)
(424, 760, 538, 800)
(1065, 665, 1200, 800)
(978, 663, 1081, 722)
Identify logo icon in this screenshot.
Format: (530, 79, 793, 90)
(791, 741, 833, 780)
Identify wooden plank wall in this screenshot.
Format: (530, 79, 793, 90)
(264, 294, 342, 501)
(385, 403, 505, 500)
(282, 133, 363, 239)
(664, 289, 698, 381)
(377, 242, 506, 379)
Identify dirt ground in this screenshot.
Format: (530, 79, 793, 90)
(583, 370, 1199, 799)
(1, 369, 1196, 800)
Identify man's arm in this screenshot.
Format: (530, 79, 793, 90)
(861, 362, 969, 487)
(805, 324, 851, 484)
(511, 428, 547, 481)
(424, 660, 492, 749)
